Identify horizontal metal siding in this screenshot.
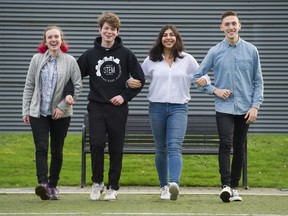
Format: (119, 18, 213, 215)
(0, 0, 287, 133)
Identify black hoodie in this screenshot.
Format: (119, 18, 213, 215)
(77, 36, 145, 103)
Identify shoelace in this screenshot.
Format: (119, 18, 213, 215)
(232, 190, 239, 196)
(106, 189, 113, 195)
(50, 188, 59, 195)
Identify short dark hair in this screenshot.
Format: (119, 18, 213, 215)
(221, 11, 238, 21)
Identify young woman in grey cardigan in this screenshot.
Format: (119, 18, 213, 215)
(22, 25, 82, 200)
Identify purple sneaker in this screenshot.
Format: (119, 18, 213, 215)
(35, 183, 50, 200)
(49, 187, 59, 200)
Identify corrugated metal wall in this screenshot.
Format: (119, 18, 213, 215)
(1, 0, 288, 133)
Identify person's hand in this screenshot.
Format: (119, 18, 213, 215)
(128, 79, 142, 89)
(213, 89, 232, 100)
(110, 95, 124, 106)
(65, 95, 74, 105)
(23, 115, 30, 124)
(195, 77, 207, 87)
(52, 107, 64, 120)
(244, 107, 258, 124)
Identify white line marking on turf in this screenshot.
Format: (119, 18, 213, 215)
(0, 213, 284, 216)
(0, 214, 89, 215)
(102, 214, 285, 216)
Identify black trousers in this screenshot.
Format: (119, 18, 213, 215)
(88, 101, 128, 190)
(30, 115, 70, 187)
(216, 112, 249, 189)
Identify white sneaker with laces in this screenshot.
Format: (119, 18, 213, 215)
(104, 188, 118, 201)
(230, 188, 243, 201)
(90, 182, 104, 201)
(220, 185, 232, 203)
(169, 182, 179, 201)
(160, 185, 170, 200)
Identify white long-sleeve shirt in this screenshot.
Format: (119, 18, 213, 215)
(141, 52, 210, 104)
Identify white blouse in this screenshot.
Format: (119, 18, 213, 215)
(141, 52, 210, 104)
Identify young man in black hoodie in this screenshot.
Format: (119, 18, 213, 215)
(66, 12, 145, 201)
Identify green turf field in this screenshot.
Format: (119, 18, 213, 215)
(0, 193, 287, 215)
(1, 133, 287, 215)
(0, 133, 287, 189)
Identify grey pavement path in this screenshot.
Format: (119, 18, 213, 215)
(1, 186, 288, 196)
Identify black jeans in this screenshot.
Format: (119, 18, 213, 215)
(216, 112, 249, 188)
(88, 101, 128, 190)
(30, 115, 70, 187)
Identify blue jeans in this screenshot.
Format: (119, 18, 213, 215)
(149, 102, 188, 187)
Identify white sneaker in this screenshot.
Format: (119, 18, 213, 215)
(90, 182, 104, 201)
(220, 185, 232, 203)
(104, 188, 117, 201)
(160, 185, 170, 200)
(230, 188, 243, 201)
(169, 182, 179, 201)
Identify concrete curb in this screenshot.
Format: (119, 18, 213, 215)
(1, 186, 287, 196)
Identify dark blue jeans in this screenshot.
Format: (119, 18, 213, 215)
(216, 112, 249, 188)
(30, 115, 71, 187)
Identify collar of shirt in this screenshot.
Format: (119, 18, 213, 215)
(223, 37, 243, 48)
